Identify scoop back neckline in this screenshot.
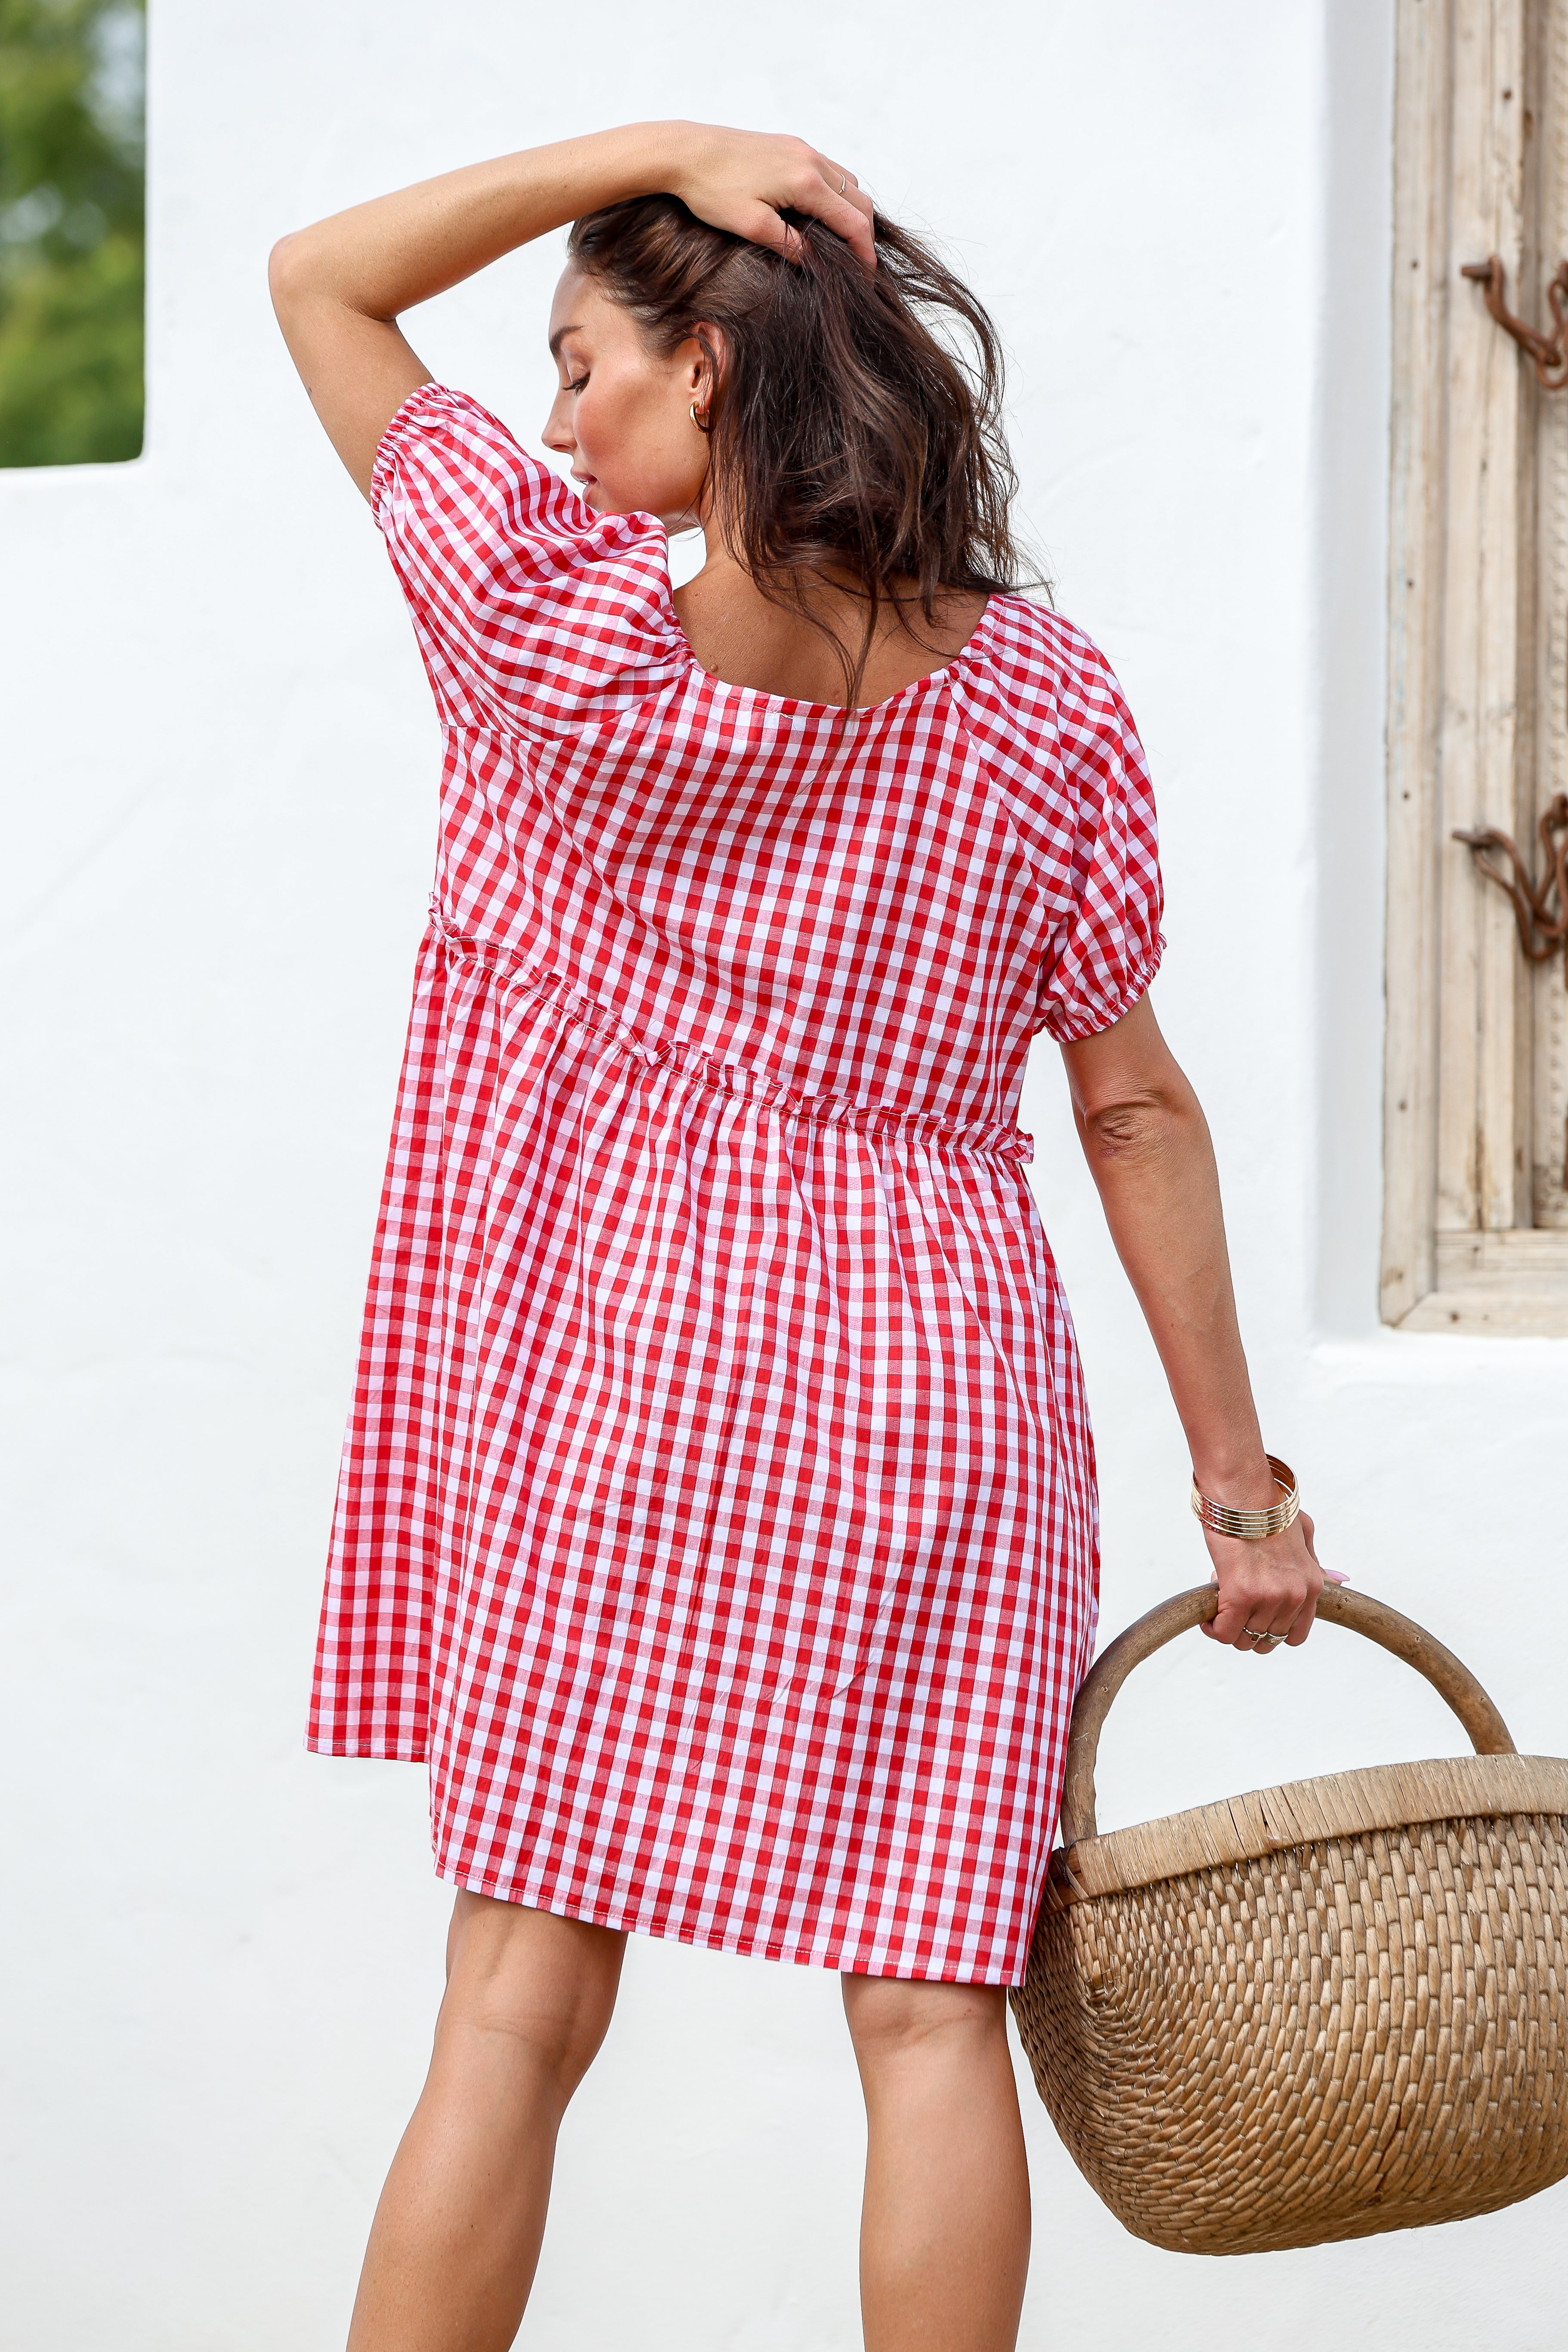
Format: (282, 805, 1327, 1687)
(652, 532, 1000, 723)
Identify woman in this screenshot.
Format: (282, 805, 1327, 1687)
(272, 121, 1329, 2352)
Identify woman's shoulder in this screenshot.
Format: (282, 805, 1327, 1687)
(371, 381, 541, 524)
(372, 382, 671, 584)
(371, 383, 685, 724)
(954, 595, 1149, 819)
(968, 593, 1129, 732)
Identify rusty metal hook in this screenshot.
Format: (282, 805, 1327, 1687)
(1453, 794, 1568, 1190)
(1462, 255, 1568, 388)
(1453, 793, 1568, 966)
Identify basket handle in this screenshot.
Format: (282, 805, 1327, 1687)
(1057, 1582, 1516, 1847)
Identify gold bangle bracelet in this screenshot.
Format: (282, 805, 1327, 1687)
(1189, 1455, 1301, 1541)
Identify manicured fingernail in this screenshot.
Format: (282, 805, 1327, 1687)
(1323, 1570, 1349, 1585)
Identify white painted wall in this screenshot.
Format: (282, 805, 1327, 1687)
(4, 2, 1565, 2345)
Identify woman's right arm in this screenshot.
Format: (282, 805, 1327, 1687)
(1058, 993, 1332, 1653)
(268, 121, 874, 501)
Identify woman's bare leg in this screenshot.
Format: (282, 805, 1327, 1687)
(346, 1894, 625, 2352)
(841, 1975, 1030, 2352)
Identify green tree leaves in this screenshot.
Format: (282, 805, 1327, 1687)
(0, 0, 145, 466)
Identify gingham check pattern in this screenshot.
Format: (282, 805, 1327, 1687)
(307, 385, 1164, 1984)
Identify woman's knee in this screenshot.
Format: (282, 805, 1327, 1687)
(440, 1893, 626, 2095)
(841, 1972, 1009, 2073)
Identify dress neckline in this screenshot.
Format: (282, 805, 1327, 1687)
(652, 534, 999, 722)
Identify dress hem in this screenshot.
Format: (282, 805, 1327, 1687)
(434, 1858, 1031, 1989)
(305, 1734, 430, 1764)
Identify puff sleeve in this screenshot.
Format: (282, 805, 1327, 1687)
(370, 382, 680, 734)
(1033, 649, 1166, 1043)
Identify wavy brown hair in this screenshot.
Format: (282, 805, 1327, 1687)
(566, 195, 1037, 702)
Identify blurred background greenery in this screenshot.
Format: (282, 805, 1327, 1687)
(0, 0, 145, 467)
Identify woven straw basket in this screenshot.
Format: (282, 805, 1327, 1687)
(1010, 1584, 1568, 2255)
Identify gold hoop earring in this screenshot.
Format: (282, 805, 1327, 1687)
(690, 401, 710, 433)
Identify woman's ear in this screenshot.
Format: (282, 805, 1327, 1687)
(686, 324, 727, 406)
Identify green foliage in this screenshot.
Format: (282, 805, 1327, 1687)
(0, 0, 145, 467)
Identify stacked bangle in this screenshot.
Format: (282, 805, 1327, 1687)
(1190, 1455, 1300, 1541)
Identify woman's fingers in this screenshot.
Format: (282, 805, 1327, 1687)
(730, 199, 806, 260)
(1271, 1514, 1318, 1649)
(736, 158, 875, 272)
(805, 157, 878, 268)
(1282, 1514, 1336, 1646)
(672, 127, 877, 272)
(816, 186, 878, 272)
(1200, 1518, 1325, 1654)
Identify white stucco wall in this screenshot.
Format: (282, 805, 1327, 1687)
(4, 2, 1565, 2345)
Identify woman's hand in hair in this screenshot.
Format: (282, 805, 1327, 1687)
(667, 123, 876, 272)
(270, 124, 875, 499)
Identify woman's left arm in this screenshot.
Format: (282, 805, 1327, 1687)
(1058, 992, 1332, 1651)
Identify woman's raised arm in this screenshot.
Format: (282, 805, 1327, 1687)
(267, 121, 874, 499)
(1058, 993, 1333, 1652)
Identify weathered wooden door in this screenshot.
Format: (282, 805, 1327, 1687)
(1385, 0, 1568, 1329)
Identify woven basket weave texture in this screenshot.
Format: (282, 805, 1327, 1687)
(1013, 1809, 1568, 2254)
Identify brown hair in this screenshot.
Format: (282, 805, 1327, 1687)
(565, 195, 1037, 702)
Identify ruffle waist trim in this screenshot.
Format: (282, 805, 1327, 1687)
(433, 909, 1035, 1165)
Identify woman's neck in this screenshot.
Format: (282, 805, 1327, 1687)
(673, 545, 989, 711)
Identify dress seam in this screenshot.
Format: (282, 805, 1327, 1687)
(430, 907, 1036, 1163)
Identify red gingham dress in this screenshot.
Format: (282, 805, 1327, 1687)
(307, 384, 1163, 1985)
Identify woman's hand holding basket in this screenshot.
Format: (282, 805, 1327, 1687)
(1198, 1506, 1337, 1653)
